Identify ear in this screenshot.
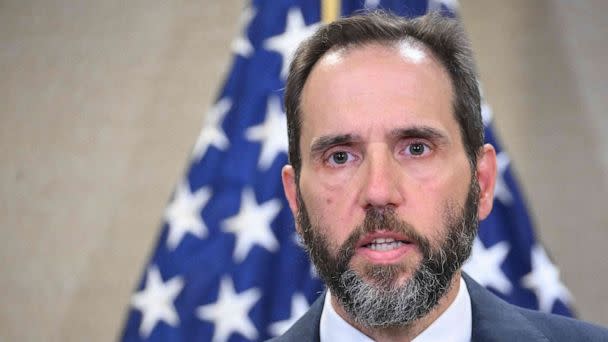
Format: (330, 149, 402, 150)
(476, 144, 497, 220)
(281, 165, 301, 233)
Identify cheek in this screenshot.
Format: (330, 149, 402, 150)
(316, 167, 359, 194)
(412, 151, 471, 197)
(301, 165, 354, 209)
(407, 170, 470, 236)
(300, 178, 357, 244)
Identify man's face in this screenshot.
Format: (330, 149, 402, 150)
(282, 42, 495, 327)
(296, 172, 479, 327)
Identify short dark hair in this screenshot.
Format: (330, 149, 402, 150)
(284, 11, 483, 178)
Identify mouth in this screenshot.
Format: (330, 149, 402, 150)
(366, 237, 408, 251)
(355, 231, 416, 264)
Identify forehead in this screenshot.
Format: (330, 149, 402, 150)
(299, 42, 456, 143)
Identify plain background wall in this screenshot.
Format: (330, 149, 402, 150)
(1, 1, 606, 340)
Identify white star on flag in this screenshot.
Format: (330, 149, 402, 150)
(463, 237, 512, 294)
(268, 293, 310, 336)
(364, 0, 381, 9)
(245, 95, 288, 170)
(231, 6, 256, 57)
(522, 245, 572, 312)
(481, 101, 493, 126)
(222, 188, 281, 262)
(164, 180, 211, 250)
(427, 0, 459, 12)
(264, 7, 319, 79)
(478, 85, 494, 126)
(494, 152, 514, 205)
(197, 277, 261, 342)
(192, 98, 232, 162)
(130, 266, 184, 338)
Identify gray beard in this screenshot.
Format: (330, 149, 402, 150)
(296, 178, 479, 329)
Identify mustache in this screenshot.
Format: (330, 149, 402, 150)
(334, 207, 433, 270)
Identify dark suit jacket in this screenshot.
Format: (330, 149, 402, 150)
(269, 273, 608, 341)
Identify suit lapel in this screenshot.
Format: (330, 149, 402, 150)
(275, 291, 324, 342)
(464, 273, 548, 342)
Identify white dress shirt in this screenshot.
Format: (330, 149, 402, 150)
(319, 277, 472, 342)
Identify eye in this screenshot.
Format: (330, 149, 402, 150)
(331, 151, 349, 164)
(405, 142, 430, 156)
(327, 150, 354, 166)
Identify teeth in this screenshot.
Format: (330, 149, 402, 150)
(372, 237, 395, 244)
(368, 241, 404, 251)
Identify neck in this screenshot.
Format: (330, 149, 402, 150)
(330, 271, 462, 342)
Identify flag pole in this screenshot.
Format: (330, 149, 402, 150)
(321, 0, 340, 23)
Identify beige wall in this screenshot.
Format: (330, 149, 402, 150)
(460, 0, 608, 323)
(0, 1, 606, 340)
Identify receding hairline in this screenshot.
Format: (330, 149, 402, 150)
(315, 36, 444, 67)
(301, 38, 456, 118)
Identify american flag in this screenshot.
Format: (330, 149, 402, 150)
(121, 1, 574, 341)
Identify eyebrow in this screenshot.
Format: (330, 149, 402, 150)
(309, 133, 361, 158)
(390, 126, 449, 144)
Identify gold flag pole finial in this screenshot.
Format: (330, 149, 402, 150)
(321, 0, 340, 23)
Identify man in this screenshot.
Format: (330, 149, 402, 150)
(273, 11, 608, 342)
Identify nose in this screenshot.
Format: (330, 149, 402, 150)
(359, 147, 405, 210)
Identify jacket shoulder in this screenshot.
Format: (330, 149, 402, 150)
(517, 307, 608, 341)
(266, 292, 325, 342)
(464, 272, 608, 341)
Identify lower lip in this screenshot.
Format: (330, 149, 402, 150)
(355, 243, 415, 264)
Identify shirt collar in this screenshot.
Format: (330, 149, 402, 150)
(319, 276, 472, 342)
